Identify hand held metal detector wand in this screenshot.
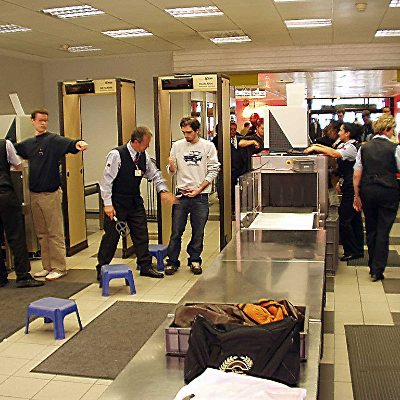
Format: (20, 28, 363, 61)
(113, 216, 130, 237)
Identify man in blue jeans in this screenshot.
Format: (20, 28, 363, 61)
(165, 117, 220, 275)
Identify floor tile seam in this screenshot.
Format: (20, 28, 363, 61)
(0, 371, 53, 399)
(355, 267, 368, 324)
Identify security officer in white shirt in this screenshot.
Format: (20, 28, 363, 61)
(96, 126, 177, 280)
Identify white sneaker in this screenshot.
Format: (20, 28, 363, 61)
(34, 270, 49, 278)
(45, 271, 67, 281)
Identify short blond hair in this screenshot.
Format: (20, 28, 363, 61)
(373, 114, 396, 135)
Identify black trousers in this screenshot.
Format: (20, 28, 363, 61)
(339, 192, 364, 256)
(0, 189, 31, 282)
(360, 184, 399, 276)
(97, 201, 152, 271)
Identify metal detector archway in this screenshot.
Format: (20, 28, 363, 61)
(59, 78, 136, 256)
(154, 74, 232, 251)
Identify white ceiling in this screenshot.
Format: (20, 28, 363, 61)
(258, 70, 400, 98)
(0, 0, 399, 97)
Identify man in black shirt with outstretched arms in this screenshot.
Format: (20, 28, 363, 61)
(15, 108, 88, 281)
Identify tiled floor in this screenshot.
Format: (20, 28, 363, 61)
(1, 206, 400, 399)
(0, 212, 220, 400)
(319, 238, 400, 400)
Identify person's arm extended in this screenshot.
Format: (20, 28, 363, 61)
(239, 139, 260, 149)
(353, 169, 363, 212)
(75, 140, 88, 151)
(304, 143, 342, 158)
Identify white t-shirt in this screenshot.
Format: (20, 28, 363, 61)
(168, 138, 220, 194)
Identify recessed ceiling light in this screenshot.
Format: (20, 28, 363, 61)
(375, 29, 400, 37)
(210, 36, 251, 44)
(0, 23, 31, 33)
(285, 19, 332, 28)
(41, 5, 105, 19)
(67, 45, 101, 52)
(102, 29, 153, 38)
(389, 0, 400, 7)
(165, 6, 223, 18)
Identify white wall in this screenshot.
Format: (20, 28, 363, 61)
(43, 52, 174, 145)
(0, 55, 44, 115)
(42, 52, 174, 213)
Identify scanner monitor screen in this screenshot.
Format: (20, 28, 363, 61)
(263, 106, 308, 151)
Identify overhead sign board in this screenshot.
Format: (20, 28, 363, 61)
(94, 79, 116, 94)
(193, 75, 217, 91)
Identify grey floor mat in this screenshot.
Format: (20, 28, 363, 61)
(32, 301, 173, 379)
(345, 325, 400, 400)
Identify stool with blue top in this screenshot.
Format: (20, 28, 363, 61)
(100, 264, 136, 297)
(136, 244, 168, 272)
(25, 297, 83, 340)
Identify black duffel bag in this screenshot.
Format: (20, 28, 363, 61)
(184, 312, 300, 386)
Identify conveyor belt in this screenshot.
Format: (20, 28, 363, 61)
(100, 229, 326, 400)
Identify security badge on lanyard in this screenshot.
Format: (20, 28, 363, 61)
(134, 152, 142, 176)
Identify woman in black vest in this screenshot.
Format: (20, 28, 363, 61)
(353, 114, 399, 281)
(305, 123, 364, 261)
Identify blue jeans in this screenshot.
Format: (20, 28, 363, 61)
(167, 194, 209, 267)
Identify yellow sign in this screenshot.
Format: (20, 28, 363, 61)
(94, 79, 116, 94)
(229, 74, 258, 86)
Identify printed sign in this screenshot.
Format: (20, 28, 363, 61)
(94, 79, 116, 94)
(193, 75, 217, 90)
(235, 88, 267, 98)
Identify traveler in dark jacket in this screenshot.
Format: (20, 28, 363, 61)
(353, 114, 399, 281)
(0, 139, 43, 288)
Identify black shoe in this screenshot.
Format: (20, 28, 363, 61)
(16, 277, 45, 288)
(96, 265, 102, 281)
(340, 254, 360, 262)
(140, 267, 164, 278)
(0, 279, 9, 288)
(164, 265, 178, 275)
(370, 273, 385, 282)
(189, 261, 202, 275)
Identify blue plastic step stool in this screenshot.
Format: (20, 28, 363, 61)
(100, 264, 136, 297)
(136, 244, 168, 271)
(25, 297, 83, 340)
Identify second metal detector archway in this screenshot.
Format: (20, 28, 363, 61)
(154, 74, 232, 251)
(58, 78, 136, 256)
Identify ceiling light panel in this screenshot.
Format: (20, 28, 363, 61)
(210, 36, 251, 43)
(389, 0, 400, 7)
(0, 24, 31, 33)
(376, 30, 400, 37)
(285, 19, 332, 28)
(102, 29, 153, 38)
(67, 45, 101, 52)
(41, 5, 105, 19)
(165, 6, 223, 18)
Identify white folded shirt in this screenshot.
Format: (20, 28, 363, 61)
(173, 368, 307, 400)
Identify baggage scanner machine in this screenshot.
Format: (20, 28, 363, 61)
(236, 154, 329, 232)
